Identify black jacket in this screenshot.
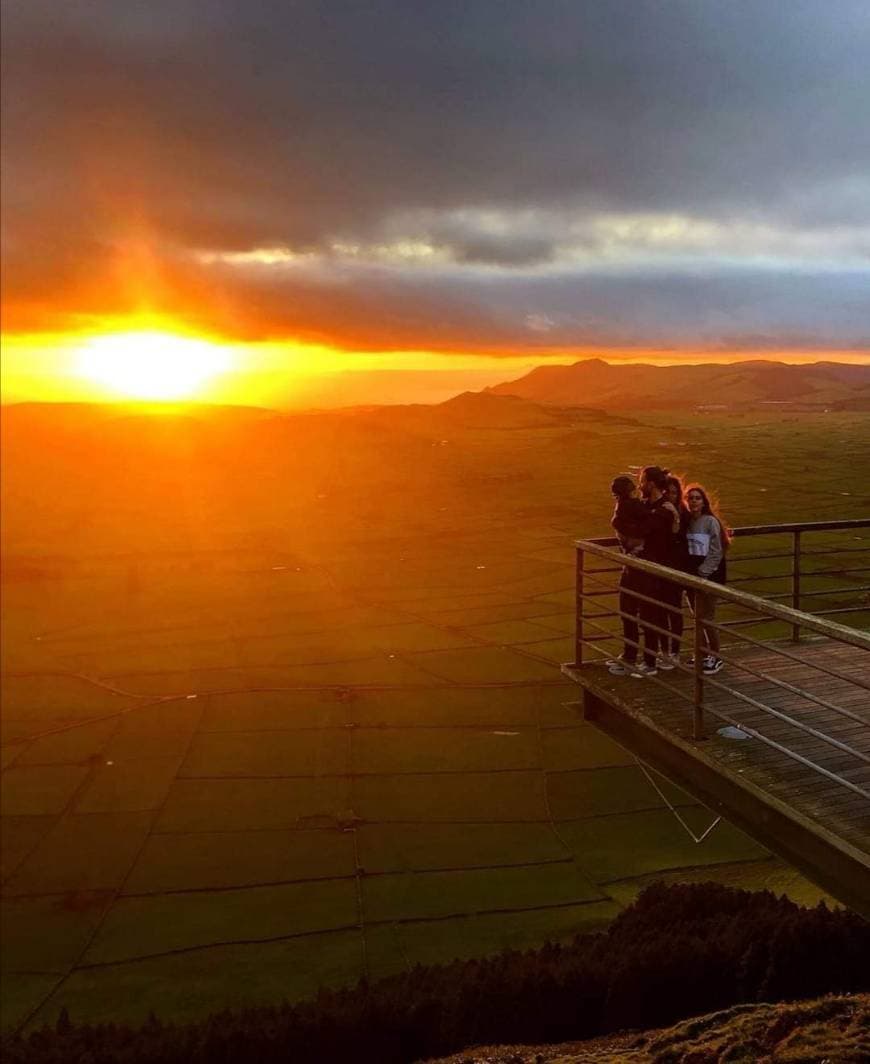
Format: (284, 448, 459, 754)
(640, 497, 677, 565)
(611, 497, 649, 546)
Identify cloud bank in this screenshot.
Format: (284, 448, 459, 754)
(3, 0, 869, 353)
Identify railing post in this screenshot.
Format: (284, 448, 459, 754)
(792, 530, 802, 643)
(693, 606, 705, 739)
(574, 546, 585, 666)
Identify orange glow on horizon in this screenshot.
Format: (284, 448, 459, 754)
(74, 330, 234, 400)
(2, 318, 868, 409)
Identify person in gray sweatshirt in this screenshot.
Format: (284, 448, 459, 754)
(684, 484, 729, 674)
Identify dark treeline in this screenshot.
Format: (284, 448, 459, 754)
(7, 883, 869, 1064)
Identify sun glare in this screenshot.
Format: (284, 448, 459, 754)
(75, 331, 233, 400)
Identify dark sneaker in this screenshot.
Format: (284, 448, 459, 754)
(703, 656, 724, 675)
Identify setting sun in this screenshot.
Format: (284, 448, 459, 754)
(74, 331, 234, 400)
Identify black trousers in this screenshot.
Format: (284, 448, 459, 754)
(620, 569, 661, 667)
(658, 577, 684, 655)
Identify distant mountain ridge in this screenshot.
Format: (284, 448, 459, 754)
(486, 358, 870, 410)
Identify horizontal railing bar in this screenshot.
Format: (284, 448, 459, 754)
(718, 616, 792, 629)
(582, 598, 694, 652)
(814, 606, 870, 618)
(580, 569, 686, 618)
(703, 647, 870, 741)
(715, 608, 868, 625)
(688, 694, 870, 800)
(730, 547, 870, 563)
(705, 622, 870, 692)
(572, 625, 870, 798)
(729, 519, 870, 536)
(728, 552, 798, 563)
(574, 541, 870, 652)
(578, 587, 829, 676)
(749, 586, 870, 604)
(721, 570, 868, 584)
(792, 585, 870, 599)
(578, 566, 869, 640)
(728, 572, 793, 584)
(725, 573, 868, 587)
(581, 601, 869, 751)
(585, 521, 870, 552)
(801, 565, 870, 578)
(578, 588, 867, 627)
(799, 545, 870, 557)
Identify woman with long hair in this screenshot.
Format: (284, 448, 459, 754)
(684, 483, 731, 674)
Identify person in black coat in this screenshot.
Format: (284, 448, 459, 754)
(608, 474, 676, 676)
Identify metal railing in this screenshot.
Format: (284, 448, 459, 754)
(581, 519, 870, 641)
(569, 520, 870, 805)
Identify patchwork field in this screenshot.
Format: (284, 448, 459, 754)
(2, 401, 868, 1031)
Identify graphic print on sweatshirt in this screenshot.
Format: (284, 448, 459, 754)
(687, 532, 711, 558)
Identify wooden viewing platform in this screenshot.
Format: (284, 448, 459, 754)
(563, 521, 870, 918)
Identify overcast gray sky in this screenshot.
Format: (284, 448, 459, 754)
(2, 0, 868, 354)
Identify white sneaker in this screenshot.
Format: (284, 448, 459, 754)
(607, 657, 633, 676)
(630, 662, 658, 678)
(656, 654, 675, 671)
(703, 656, 724, 675)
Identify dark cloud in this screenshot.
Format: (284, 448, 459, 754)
(150, 259, 870, 352)
(2, 0, 868, 350)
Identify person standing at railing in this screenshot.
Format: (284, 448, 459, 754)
(685, 484, 730, 675)
(633, 466, 681, 677)
(659, 474, 691, 668)
(607, 469, 679, 677)
(607, 475, 649, 675)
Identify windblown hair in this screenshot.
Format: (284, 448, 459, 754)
(640, 465, 670, 491)
(665, 474, 686, 510)
(685, 482, 733, 547)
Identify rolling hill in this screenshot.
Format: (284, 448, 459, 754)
(486, 358, 870, 410)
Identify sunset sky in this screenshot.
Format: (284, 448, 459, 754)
(2, 1, 868, 405)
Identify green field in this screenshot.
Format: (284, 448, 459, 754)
(2, 403, 868, 1031)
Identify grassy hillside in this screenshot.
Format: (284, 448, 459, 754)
(5, 883, 868, 1062)
(2, 398, 868, 1031)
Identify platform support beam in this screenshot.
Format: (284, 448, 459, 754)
(576, 688, 870, 921)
